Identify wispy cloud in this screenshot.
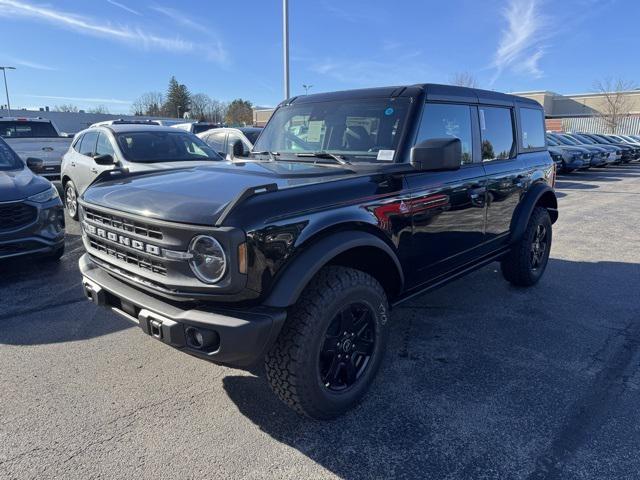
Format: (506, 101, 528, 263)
(106, 0, 141, 16)
(2, 56, 57, 71)
(17, 94, 131, 105)
(490, 0, 549, 84)
(308, 50, 430, 87)
(0, 0, 226, 63)
(150, 6, 207, 33)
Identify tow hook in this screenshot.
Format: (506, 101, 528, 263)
(149, 319, 163, 339)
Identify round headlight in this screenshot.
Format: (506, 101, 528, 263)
(188, 235, 227, 284)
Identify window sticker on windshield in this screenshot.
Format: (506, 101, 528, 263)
(306, 121, 324, 142)
(384, 107, 395, 116)
(377, 149, 395, 161)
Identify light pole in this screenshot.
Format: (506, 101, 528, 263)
(0, 66, 16, 116)
(283, 0, 290, 99)
(302, 84, 313, 95)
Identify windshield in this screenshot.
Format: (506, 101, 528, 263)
(546, 136, 559, 146)
(594, 135, 615, 144)
(573, 134, 595, 144)
(551, 134, 574, 146)
(0, 121, 59, 138)
(557, 134, 580, 145)
(115, 131, 223, 163)
(0, 138, 23, 170)
(253, 98, 411, 162)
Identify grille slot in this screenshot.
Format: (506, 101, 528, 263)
(0, 203, 37, 231)
(89, 237, 167, 276)
(84, 208, 163, 240)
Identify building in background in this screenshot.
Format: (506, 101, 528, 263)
(514, 90, 640, 134)
(253, 108, 275, 127)
(0, 107, 175, 135)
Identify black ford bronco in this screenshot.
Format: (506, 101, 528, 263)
(79, 84, 557, 419)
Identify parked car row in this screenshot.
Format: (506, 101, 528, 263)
(547, 131, 640, 173)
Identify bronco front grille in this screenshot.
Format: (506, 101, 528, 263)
(0, 202, 37, 231)
(89, 237, 167, 276)
(84, 207, 163, 240)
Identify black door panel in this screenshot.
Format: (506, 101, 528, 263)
(406, 164, 487, 283)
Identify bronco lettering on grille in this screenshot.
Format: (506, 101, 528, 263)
(84, 223, 162, 257)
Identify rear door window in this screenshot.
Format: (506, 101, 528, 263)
(519, 108, 546, 149)
(479, 107, 515, 161)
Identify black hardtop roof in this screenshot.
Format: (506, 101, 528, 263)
(284, 83, 542, 108)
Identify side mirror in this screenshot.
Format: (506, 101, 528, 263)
(410, 138, 462, 172)
(93, 154, 115, 165)
(26, 157, 44, 172)
(231, 140, 244, 158)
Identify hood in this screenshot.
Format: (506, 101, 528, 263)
(81, 161, 353, 225)
(0, 166, 53, 202)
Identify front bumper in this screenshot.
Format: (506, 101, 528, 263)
(564, 158, 584, 170)
(0, 198, 65, 259)
(79, 254, 286, 367)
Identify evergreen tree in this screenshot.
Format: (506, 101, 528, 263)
(163, 76, 191, 118)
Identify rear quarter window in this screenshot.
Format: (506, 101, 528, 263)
(520, 108, 546, 150)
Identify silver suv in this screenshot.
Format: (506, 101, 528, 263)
(60, 125, 224, 219)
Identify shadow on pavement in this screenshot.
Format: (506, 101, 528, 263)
(223, 258, 640, 479)
(0, 232, 132, 346)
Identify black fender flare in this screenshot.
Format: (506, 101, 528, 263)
(263, 230, 404, 308)
(510, 182, 558, 244)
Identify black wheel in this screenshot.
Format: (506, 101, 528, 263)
(65, 181, 79, 220)
(43, 245, 64, 262)
(501, 207, 552, 287)
(265, 266, 389, 419)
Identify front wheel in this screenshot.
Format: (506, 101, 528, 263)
(501, 207, 552, 287)
(265, 266, 389, 419)
(65, 181, 79, 221)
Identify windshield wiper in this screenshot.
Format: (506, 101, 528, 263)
(250, 150, 279, 161)
(295, 151, 352, 165)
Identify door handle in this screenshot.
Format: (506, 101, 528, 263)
(90, 167, 99, 174)
(71, 161, 76, 167)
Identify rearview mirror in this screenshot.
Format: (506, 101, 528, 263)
(93, 154, 115, 165)
(410, 138, 462, 172)
(26, 157, 44, 172)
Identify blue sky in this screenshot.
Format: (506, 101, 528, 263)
(0, 0, 637, 113)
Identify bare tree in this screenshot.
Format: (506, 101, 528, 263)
(207, 99, 228, 124)
(131, 91, 164, 116)
(190, 93, 212, 121)
(593, 78, 637, 133)
(54, 104, 79, 113)
(450, 72, 479, 88)
(88, 105, 109, 114)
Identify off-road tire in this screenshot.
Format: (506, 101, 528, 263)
(501, 206, 552, 287)
(265, 266, 389, 419)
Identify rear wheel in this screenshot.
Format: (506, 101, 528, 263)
(501, 207, 552, 287)
(65, 181, 79, 220)
(265, 266, 389, 419)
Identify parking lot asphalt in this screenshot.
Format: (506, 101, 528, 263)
(1, 164, 639, 480)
